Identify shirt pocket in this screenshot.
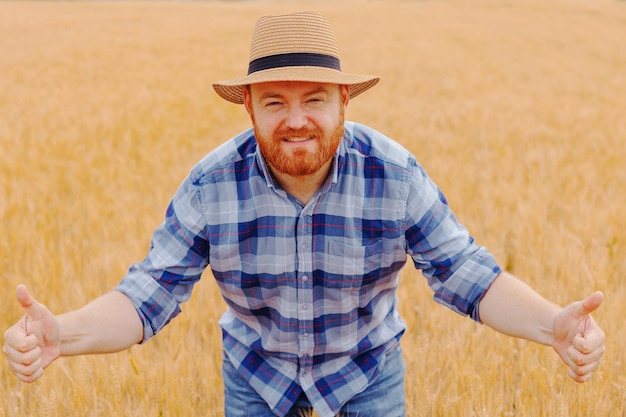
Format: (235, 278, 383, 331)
(325, 239, 384, 288)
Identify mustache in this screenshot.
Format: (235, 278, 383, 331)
(275, 128, 321, 140)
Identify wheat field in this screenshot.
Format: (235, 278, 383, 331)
(1, 1, 624, 416)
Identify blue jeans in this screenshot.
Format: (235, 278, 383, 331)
(222, 345, 406, 417)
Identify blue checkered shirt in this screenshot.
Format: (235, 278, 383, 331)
(117, 121, 501, 417)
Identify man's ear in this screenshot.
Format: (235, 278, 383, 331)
(340, 85, 350, 108)
(243, 85, 253, 115)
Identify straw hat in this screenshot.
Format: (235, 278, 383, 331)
(212, 12, 380, 104)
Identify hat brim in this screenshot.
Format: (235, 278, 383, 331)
(212, 66, 379, 104)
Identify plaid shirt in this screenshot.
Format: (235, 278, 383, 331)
(117, 121, 501, 417)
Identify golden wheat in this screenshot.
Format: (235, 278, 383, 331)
(1, 1, 624, 416)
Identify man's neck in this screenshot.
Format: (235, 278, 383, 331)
(269, 159, 333, 206)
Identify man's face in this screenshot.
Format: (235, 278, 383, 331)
(243, 81, 349, 177)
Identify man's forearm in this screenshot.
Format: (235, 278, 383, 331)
(478, 272, 561, 346)
(58, 290, 143, 356)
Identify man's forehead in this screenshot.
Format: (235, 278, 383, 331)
(249, 81, 341, 97)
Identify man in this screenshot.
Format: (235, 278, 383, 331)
(3, 12, 605, 417)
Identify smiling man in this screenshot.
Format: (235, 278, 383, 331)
(3, 12, 605, 417)
(246, 81, 348, 204)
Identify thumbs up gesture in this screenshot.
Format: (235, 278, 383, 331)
(3, 285, 61, 383)
(552, 291, 606, 383)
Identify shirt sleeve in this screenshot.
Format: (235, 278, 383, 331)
(116, 172, 210, 342)
(405, 163, 501, 322)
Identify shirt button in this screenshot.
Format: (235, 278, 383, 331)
(303, 332, 310, 338)
(302, 304, 308, 310)
(301, 275, 308, 282)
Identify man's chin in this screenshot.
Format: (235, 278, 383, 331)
(276, 164, 322, 177)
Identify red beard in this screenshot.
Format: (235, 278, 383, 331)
(255, 117, 345, 177)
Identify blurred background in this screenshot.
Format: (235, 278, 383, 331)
(1, 1, 624, 415)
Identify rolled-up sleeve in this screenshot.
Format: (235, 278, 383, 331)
(116, 171, 210, 342)
(405, 164, 501, 322)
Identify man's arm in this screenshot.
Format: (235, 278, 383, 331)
(478, 272, 605, 382)
(57, 289, 143, 356)
(478, 272, 561, 344)
(3, 285, 143, 383)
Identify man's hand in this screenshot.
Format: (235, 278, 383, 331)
(552, 291, 605, 383)
(2, 285, 61, 383)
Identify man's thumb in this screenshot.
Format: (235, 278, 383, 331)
(16, 284, 44, 319)
(573, 291, 605, 318)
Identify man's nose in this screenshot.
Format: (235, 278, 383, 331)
(284, 104, 308, 130)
